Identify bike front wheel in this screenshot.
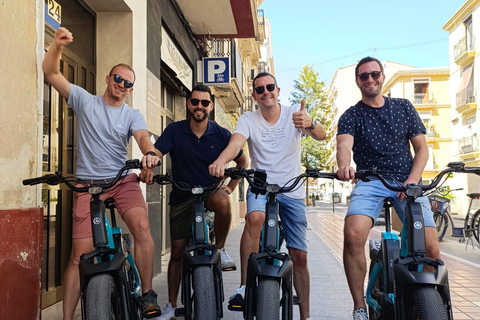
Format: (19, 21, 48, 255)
(434, 211, 448, 241)
(404, 287, 449, 320)
(256, 278, 280, 320)
(85, 274, 122, 320)
(193, 265, 217, 320)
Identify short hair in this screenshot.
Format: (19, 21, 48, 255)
(109, 63, 136, 82)
(252, 72, 278, 90)
(190, 84, 212, 100)
(355, 57, 384, 77)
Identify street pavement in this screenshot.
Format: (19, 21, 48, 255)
(42, 201, 480, 319)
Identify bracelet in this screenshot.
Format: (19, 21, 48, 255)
(146, 151, 156, 156)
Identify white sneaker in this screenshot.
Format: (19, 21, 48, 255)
(156, 303, 176, 320)
(352, 307, 368, 320)
(220, 247, 236, 269)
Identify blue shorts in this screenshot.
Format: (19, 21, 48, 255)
(246, 189, 308, 252)
(346, 179, 435, 227)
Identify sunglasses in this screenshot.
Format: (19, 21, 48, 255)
(254, 83, 276, 94)
(189, 98, 212, 107)
(357, 71, 382, 81)
(112, 74, 134, 88)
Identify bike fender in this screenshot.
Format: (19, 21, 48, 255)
(394, 263, 450, 287)
(181, 244, 221, 267)
(246, 252, 293, 279)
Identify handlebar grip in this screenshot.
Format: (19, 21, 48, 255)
(22, 177, 46, 185)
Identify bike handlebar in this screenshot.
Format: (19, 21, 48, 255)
(152, 174, 223, 196)
(22, 159, 149, 194)
(223, 167, 338, 195)
(355, 161, 480, 198)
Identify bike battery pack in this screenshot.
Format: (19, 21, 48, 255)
(90, 199, 109, 247)
(406, 202, 426, 255)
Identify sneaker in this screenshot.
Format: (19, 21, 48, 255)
(352, 307, 368, 320)
(220, 247, 236, 270)
(140, 290, 161, 319)
(228, 285, 245, 311)
(157, 303, 176, 320)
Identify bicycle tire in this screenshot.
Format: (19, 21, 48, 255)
(85, 274, 122, 320)
(434, 211, 448, 241)
(472, 209, 480, 243)
(256, 278, 280, 320)
(403, 286, 449, 320)
(193, 265, 217, 320)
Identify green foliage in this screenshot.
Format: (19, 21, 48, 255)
(289, 65, 331, 169)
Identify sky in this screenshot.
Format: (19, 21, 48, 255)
(259, 0, 466, 104)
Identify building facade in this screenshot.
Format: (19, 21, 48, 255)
(1, 0, 266, 317)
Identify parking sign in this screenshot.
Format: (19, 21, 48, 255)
(203, 57, 230, 85)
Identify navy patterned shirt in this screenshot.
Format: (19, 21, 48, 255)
(337, 97, 426, 181)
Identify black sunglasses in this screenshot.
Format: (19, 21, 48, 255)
(254, 83, 276, 94)
(112, 74, 134, 88)
(189, 98, 212, 107)
(357, 71, 382, 81)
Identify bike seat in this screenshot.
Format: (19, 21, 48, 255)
(467, 193, 480, 199)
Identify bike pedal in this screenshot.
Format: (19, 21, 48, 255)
(228, 294, 245, 312)
(143, 310, 161, 319)
(293, 295, 301, 305)
(222, 266, 237, 272)
(228, 303, 244, 312)
(175, 307, 185, 316)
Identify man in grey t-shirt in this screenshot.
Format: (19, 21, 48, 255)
(43, 27, 161, 319)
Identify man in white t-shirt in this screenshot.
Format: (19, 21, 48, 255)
(209, 72, 326, 320)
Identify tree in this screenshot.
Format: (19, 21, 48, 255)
(290, 64, 331, 170)
(290, 65, 332, 205)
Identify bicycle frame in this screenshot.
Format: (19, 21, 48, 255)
(152, 175, 224, 320)
(23, 159, 147, 320)
(224, 167, 337, 320)
(358, 168, 457, 319)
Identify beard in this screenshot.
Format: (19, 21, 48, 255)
(359, 84, 382, 99)
(191, 108, 208, 122)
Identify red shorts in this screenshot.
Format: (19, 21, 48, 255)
(72, 173, 147, 239)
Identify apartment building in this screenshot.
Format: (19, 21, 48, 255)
(443, 0, 480, 213)
(1, 0, 266, 316)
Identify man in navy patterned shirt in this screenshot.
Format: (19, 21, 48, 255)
(336, 56, 440, 320)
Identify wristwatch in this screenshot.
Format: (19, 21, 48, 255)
(306, 119, 317, 130)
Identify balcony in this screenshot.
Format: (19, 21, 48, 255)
(413, 93, 434, 105)
(456, 86, 477, 113)
(454, 36, 476, 66)
(459, 134, 479, 159)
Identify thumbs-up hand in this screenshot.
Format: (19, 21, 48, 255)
(292, 99, 312, 129)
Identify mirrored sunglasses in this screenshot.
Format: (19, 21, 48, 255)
(357, 71, 382, 81)
(189, 98, 211, 107)
(254, 83, 276, 94)
(112, 74, 134, 88)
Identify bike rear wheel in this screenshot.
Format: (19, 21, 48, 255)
(193, 265, 217, 320)
(472, 209, 480, 242)
(404, 287, 449, 320)
(256, 278, 280, 320)
(85, 274, 122, 320)
(434, 211, 448, 241)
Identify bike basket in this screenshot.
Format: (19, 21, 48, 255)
(429, 196, 449, 212)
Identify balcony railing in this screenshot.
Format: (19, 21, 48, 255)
(413, 93, 434, 104)
(454, 35, 475, 60)
(208, 38, 238, 79)
(258, 9, 265, 26)
(459, 134, 478, 155)
(456, 86, 476, 109)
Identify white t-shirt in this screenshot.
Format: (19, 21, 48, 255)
(234, 104, 304, 199)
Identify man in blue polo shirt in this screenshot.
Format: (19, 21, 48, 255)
(142, 84, 248, 319)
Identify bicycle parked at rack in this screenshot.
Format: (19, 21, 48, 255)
(356, 163, 480, 319)
(152, 174, 227, 320)
(428, 187, 464, 241)
(224, 167, 337, 320)
(23, 159, 148, 320)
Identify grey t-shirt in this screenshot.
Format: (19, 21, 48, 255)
(67, 84, 147, 179)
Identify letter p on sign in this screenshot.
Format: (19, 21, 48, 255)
(203, 57, 230, 85)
